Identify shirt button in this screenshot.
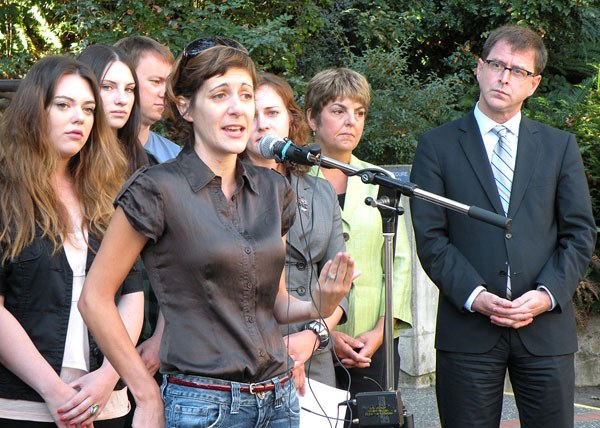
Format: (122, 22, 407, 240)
(259, 350, 266, 357)
(343, 232, 350, 242)
(297, 286, 306, 295)
(244, 247, 252, 254)
(247, 316, 254, 323)
(296, 262, 306, 270)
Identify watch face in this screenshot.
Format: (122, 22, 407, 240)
(307, 320, 330, 349)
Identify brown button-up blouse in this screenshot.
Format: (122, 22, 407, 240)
(116, 147, 296, 382)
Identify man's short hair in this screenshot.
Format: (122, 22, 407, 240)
(114, 36, 174, 69)
(481, 25, 548, 75)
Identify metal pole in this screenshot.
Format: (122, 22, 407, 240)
(382, 232, 396, 391)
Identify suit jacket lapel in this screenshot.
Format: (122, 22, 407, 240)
(458, 112, 505, 215)
(508, 117, 539, 217)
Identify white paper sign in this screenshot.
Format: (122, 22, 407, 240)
(299, 378, 350, 428)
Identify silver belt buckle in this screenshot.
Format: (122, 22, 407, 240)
(249, 383, 266, 399)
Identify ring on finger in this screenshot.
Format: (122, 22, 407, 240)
(90, 403, 100, 416)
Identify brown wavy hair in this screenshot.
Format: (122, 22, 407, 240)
(255, 72, 311, 175)
(0, 56, 128, 262)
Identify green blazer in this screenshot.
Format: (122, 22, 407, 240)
(312, 155, 413, 338)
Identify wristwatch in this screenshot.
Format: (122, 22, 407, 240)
(304, 320, 330, 350)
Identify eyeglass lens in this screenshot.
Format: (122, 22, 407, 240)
(485, 59, 532, 79)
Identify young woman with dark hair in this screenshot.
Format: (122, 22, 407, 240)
(78, 44, 148, 174)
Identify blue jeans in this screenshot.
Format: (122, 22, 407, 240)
(162, 372, 300, 428)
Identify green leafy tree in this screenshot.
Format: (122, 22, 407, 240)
(349, 46, 462, 165)
(3, 0, 599, 217)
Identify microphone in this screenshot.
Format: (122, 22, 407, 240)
(258, 135, 316, 166)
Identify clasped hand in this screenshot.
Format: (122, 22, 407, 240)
(472, 289, 552, 329)
(54, 369, 116, 427)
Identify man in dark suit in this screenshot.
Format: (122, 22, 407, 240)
(410, 25, 597, 428)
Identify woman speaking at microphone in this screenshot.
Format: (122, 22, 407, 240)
(245, 72, 350, 392)
(78, 39, 354, 428)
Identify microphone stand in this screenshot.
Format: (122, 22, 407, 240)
(296, 147, 511, 428)
(365, 184, 415, 428)
(304, 148, 511, 230)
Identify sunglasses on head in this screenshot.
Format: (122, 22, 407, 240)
(180, 37, 249, 68)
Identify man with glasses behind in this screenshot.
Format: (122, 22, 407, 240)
(410, 25, 596, 428)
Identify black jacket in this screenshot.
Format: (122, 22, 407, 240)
(0, 233, 142, 402)
(410, 111, 596, 356)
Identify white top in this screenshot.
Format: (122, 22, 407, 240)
(473, 103, 521, 162)
(62, 228, 89, 372)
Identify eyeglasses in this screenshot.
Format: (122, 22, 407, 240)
(483, 59, 535, 80)
(180, 37, 249, 68)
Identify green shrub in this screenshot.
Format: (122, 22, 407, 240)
(525, 70, 600, 225)
(2, 0, 599, 321)
(348, 46, 464, 165)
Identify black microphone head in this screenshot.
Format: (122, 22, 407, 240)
(258, 134, 285, 159)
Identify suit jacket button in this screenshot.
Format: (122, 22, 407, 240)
(296, 262, 306, 270)
(343, 232, 350, 242)
(499, 270, 507, 277)
(297, 286, 307, 295)
(505, 232, 512, 239)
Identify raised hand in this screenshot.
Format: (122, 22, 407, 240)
(312, 252, 354, 319)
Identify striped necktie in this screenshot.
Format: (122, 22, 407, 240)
(490, 125, 514, 216)
(490, 125, 514, 299)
